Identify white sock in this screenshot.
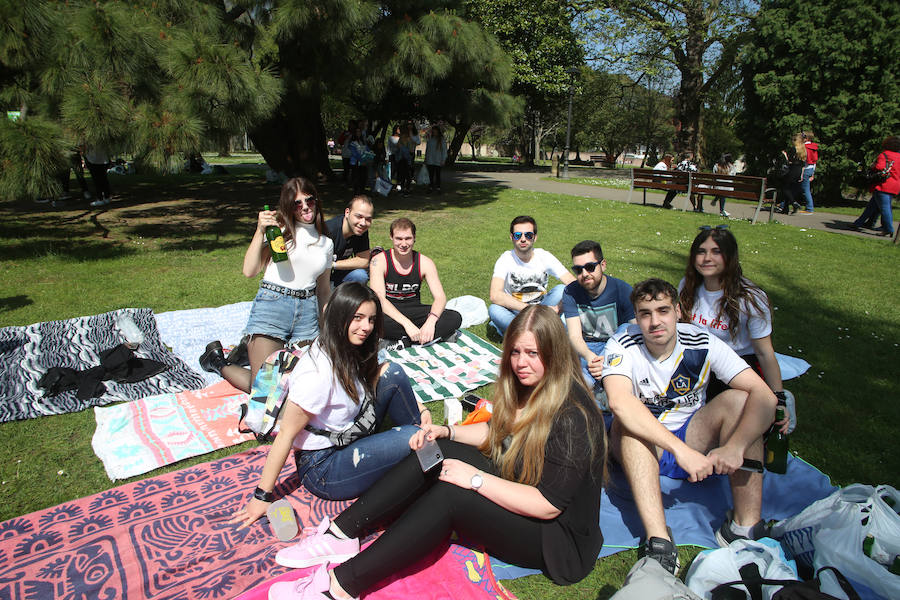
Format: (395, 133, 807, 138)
(328, 522, 350, 540)
(729, 521, 753, 537)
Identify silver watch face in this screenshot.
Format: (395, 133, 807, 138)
(470, 473, 483, 490)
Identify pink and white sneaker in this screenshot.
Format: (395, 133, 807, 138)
(268, 563, 352, 600)
(275, 518, 360, 569)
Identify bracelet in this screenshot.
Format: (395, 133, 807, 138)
(428, 312, 439, 320)
(253, 487, 275, 503)
(420, 407, 430, 414)
(448, 425, 455, 441)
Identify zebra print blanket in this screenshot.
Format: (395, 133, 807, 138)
(0, 308, 205, 422)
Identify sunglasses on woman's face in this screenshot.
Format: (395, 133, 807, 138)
(512, 231, 535, 241)
(699, 224, 728, 231)
(294, 196, 317, 208)
(571, 261, 601, 275)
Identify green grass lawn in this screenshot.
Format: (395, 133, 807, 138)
(1, 172, 898, 598)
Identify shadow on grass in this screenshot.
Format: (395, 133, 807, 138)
(0, 295, 32, 314)
(1, 239, 140, 261)
(0, 170, 505, 260)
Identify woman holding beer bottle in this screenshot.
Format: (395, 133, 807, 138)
(199, 177, 333, 392)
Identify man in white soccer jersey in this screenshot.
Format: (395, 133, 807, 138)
(601, 278, 777, 573)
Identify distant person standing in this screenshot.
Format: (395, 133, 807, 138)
(424, 125, 447, 194)
(852, 136, 900, 237)
(338, 120, 356, 183)
(85, 145, 112, 207)
(800, 131, 818, 214)
(776, 136, 805, 215)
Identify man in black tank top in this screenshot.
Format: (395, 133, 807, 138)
(370, 218, 462, 346)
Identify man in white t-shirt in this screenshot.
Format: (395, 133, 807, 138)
(653, 153, 673, 171)
(601, 278, 777, 574)
(488, 215, 575, 336)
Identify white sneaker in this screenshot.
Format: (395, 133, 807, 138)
(720, 210, 730, 217)
(90, 197, 111, 207)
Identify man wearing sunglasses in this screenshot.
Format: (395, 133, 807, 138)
(326, 195, 375, 287)
(562, 240, 635, 405)
(488, 215, 575, 336)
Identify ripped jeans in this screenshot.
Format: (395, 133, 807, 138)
(293, 362, 422, 500)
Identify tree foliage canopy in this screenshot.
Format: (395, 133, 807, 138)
(738, 0, 900, 196)
(0, 0, 517, 199)
(582, 0, 753, 160)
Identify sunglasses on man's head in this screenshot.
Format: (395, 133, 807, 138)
(294, 196, 317, 208)
(512, 231, 535, 241)
(699, 224, 728, 231)
(572, 261, 601, 275)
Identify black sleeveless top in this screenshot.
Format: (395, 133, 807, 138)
(384, 250, 421, 304)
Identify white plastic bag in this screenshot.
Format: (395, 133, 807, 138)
(374, 176, 392, 197)
(685, 538, 798, 600)
(611, 556, 701, 600)
(770, 483, 876, 569)
(417, 163, 430, 186)
(812, 485, 900, 600)
(445, 295, 488, 328)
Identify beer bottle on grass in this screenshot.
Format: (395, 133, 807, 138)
(765, 406, 788, 474)
(263, 204, 287, 263)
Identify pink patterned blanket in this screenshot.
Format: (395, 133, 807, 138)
(0, 447, 515, 599)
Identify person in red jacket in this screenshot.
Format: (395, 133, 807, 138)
(852, 136, 900, 237)
(800, 131, 819, 213)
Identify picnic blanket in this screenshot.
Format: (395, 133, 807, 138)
(0, 308, 204, 422)
(235, 543, 516, 600)
(490, 454, 837, 580)
(378, 330, 502, 404)
(92, 380, 254, 480)
(154, 301, 253, 387)
(0, 447, 512, 600)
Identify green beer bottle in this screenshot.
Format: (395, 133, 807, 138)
(263, 204, 287, 263)
(765, 406, 788, 474)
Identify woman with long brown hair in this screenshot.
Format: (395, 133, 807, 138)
(266, 304, 607, 599)
(200, 177, 333, 393)
(678, 226, 789, 430)
(229, 283, 431, 527)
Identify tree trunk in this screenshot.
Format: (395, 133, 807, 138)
(674, 3, 706, 162)
(446, 121, 470, 166)
(249, 85, 332, 179)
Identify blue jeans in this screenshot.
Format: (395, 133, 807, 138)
(331, 268, 369, 287)
(293, 362, 421, 500)
(580, 340, 606, 388)
(854, 191, 895, 235)
(489, 283, 566, 335)
(801, 165, 815, 212)
(243, 284, 319, 345)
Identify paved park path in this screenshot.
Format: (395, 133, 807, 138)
(447, 168, 898, 242)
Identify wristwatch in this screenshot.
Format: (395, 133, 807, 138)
(470, 472, 484, 491)
(253, 487, 275, 502)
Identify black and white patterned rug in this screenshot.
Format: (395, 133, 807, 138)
(0, 308, 205, 422)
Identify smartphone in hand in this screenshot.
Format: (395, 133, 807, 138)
(415, 437, 444, 472)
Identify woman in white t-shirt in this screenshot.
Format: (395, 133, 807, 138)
(678, 226, 789, 430)
(199, 177, 333, 393)
(230, 282, 432, 527)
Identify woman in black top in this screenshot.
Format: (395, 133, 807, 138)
(776, 135, 806, 214)
(269, 304, 607, 599)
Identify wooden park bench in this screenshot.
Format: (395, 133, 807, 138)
(629, 168, 777, 224)
(627, 168, 690, 205)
